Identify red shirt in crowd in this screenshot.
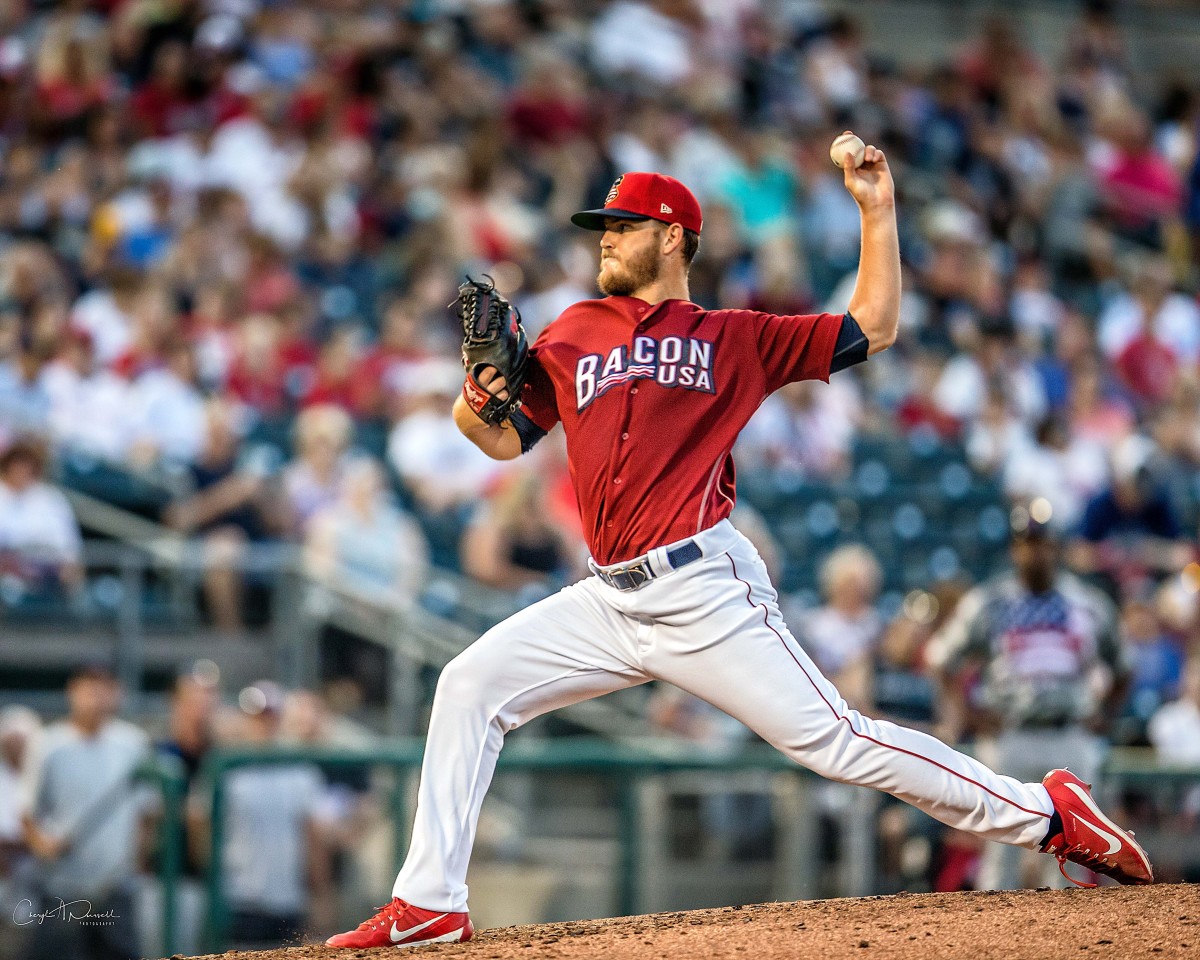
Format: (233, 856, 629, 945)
(897, 395, 961, 440)
(37, 78, 111, 124)
(519, 296, 841, 565)
(225, 337, 318, 414)
(1100, 148, 1181, 229)
(130, 81, 195, 137)
(110, 345, 163, 380)
(350, 345, 433, 418)
(1116, 333, 1178, 405)
(506, 94, 589, 146)
(301, 380, 356, 410)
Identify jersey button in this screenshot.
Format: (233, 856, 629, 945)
(630, 387, 638, 395)
(613, 477, 622, 485)
(621, 432, 629, 440)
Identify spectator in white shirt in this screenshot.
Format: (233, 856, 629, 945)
(1010, 258, 1067, 348)
(0, 438, 83, 596)
(1098, 252, 1200, 367)
(590, 1, 696, 88)
(1148, 656, 1200, 766)
(794, 544, 884, 710)
(965, 385, 1035, 476)
(280, 404, 351, 538)
(0, 706, 41, 877)
(737, 377, 860, 480)
(0, 336, 53, 445)
(39, 329, 131, 461)
(126, 339, 207, 467)
(1003, 416, 1108, 531)
(935, 323, 1047, 426)
(387, 360, 514, 515)
(1147, 656, 1200, 839)
(305, 458, 429, 603)
(68, 268, 142, 368)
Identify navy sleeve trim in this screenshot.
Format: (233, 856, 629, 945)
(509, 408, 548, 454)
(830, 311, 870, 374)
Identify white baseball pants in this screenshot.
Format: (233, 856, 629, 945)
(394, 519, 1055, 911)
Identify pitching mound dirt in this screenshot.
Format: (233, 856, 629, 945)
(178, 884, 1198, 960)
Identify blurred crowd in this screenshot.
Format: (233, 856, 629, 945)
(1, 662, 383, 957)
(2, 0, 1200, 951)
(0, 0, 1197, 608)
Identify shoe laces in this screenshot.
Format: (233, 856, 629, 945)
(1046, 840, 1115, 889)
(1054, 854, 1099, 889)
(358, 898, 408, 931)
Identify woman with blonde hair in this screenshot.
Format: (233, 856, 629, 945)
(802, 543, 885, 709)
(281, 404, 352, 538)
(33, 18, 112, 138)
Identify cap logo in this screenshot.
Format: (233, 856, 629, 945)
(605, 175, 624, 205)
(660, 203, 672, 214)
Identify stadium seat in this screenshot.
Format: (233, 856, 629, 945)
(243, 415, 295, 460)
(853, 459, 891, 498)
(853, 435, 914, 478)
(805, 500, 841, 541)
(353, 419, 391, 461)
(891, 503, 927, 541)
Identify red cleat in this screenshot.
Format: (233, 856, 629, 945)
(325, 897, 473, 949)
(1041, 769, 1154, 887)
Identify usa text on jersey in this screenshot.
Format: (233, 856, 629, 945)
(575, 335, 715, 410)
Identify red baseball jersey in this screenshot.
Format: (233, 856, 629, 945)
(519, 296, 842, 565)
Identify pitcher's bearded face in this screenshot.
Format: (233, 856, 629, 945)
(598, 219, 662, 297)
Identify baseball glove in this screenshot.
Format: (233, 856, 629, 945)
(456, 275, 529, 425)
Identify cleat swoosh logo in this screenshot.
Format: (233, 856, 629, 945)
(391, 914, 448, 943)
(1064, 784, 1124, 855)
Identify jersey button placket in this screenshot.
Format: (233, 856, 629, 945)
(613, 308, 644, 503)
(630, 309, 649, 397)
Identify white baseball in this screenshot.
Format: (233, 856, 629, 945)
(830, 132, 866, 170)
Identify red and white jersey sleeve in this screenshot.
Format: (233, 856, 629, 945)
(523, 296, 841, 565)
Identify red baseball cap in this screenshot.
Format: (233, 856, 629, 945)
(571, 172, 703, 235)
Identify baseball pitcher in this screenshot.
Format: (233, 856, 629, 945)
(326, 136, 1152, 950)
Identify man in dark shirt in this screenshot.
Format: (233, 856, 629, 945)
(1071, 434, 1192, 594)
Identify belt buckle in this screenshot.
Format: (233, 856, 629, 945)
(610, 560, 651, 591)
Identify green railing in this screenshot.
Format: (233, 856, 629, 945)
(1096, 748, 1200, 882)
(1101, 748, 1200, 783)
(190, 741, 1200, 951)
(138, 751, 188, 958)
(196, 737, 810, 951)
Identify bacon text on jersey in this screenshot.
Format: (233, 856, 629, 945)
(575, 335, 716, 410)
